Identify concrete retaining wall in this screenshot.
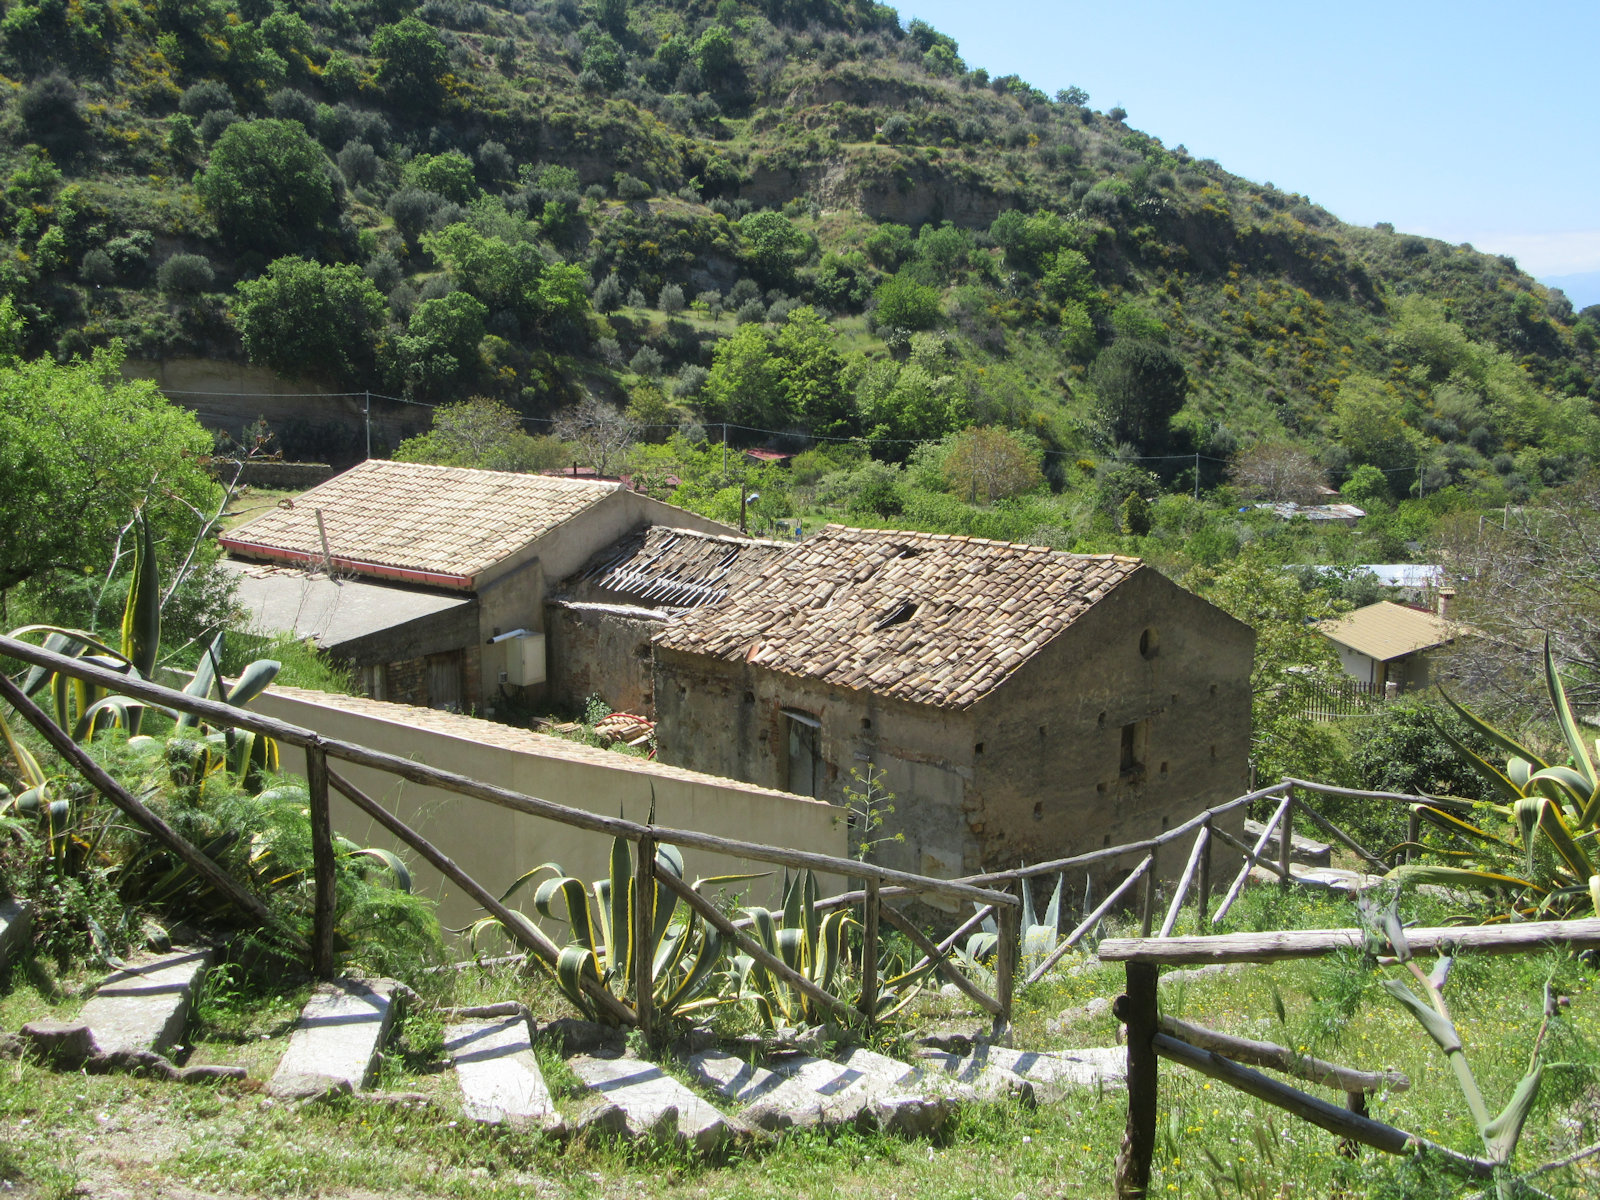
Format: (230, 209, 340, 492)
(254, 687, 848, 934)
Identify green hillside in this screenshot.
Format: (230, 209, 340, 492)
(5, 0, 1598, 518)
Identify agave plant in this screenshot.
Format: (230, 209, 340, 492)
(469, 835, 743, 1025)
(1391, 639, 1600, 918)
(1361, 897, 1549, 1194)
(956, 871, 1068, 983)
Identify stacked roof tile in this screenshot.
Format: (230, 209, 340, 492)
(654, 525, 1142, 708)
(221, 460, 616, 588)
(579, 527, 791, 610)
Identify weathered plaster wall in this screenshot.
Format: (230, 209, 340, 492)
(474, 492, 736, 709)
(544, 601, 662, 715)
(969, 567, 1254, 877)
(256, 687, 847, 934)
(652, 649, 976, 904)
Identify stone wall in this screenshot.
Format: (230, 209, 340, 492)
(970, 567, 1254, 879)
(223, 461, 336, 491)
(544, 601, 662, 716)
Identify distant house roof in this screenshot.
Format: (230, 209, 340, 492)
(578, 527, 791, 610)
(743, 448, 792, 464)
(220, 460, 616, 590)
(221, 560, 471, 650)
(1299, 564, 1445, 590)
(1256, 502, 1367, 522)
(1319, 601, 1456, 662)
(654, 524, 1143, 709)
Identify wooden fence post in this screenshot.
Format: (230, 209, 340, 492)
(1278, 787, 1295, 891)
(859, 878, 880, 1020)
(1140, 840, 1160, 938)
(995, 892, 1019, 1030)
(634, 834, 656, 1043)
(1114, 961, 1160, 1198)
(1196, 816, 1213, 934)
(306, 744, 336, 980)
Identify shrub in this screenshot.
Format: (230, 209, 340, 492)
(592, 274, 622, 312)
(20, 73, 88, 157)
(658, 283, 685, 314)
(157, 253, 215, 296)
(178, 80, 234, 119)
(615, 173, 653, 201)
(196, 120, 340, 257)
(386, 187, 442, 244)
(266, 87, 316, 126)
(872, 273, 942, 331)
(336, 140, 378, 188)
(402, 150, 478, 204)
(629, 345, 664, 376)
(80, 248, 115, 285)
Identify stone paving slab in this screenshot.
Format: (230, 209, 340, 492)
(75, 946, 216, 1056)
(567, 1053, 744, 1152)
(269, 976, 410, 1099)
(444, 1016, 560, 1129)
(685, 1046, 959, 1137)
(0, 897, 31, 972)
(919, 1043, 1125, 1101)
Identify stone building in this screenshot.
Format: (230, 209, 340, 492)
(221, 460, 731, 712)
(649, 525, 1254, 890)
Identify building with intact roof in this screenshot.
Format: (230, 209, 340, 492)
(648, 524, 1254, 890)
(221, 460, 732, 711)
(1318, 599, 1462, 694)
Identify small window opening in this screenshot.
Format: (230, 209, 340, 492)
(1120, 719, 1150, 781)
(1097, 711, 1106, 728)
(1032, 801, 1044, 821)
(974, 742, 985, 754)
(1139, 627, 1160, 659)
(861, 717, 873, 730)
(874, 599, 919, 630)
(742, 690, 755, 704)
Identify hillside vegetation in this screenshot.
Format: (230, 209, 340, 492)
(4, 0, 1599, 524)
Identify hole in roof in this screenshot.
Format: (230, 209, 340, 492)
(897, 546, 921, 558)
(873, 600, 918, 630)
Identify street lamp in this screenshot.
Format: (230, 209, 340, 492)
(740, 490, 760, 533)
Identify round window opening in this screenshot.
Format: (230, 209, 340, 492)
(1139, 627, 1159, 659)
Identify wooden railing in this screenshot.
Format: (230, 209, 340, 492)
(1098, 919, 1600, 1197)
(0, 633, 1497, 1041)
(0, 634, 1021, 1033)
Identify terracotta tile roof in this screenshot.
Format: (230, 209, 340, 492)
(221, 460, 616, 588)
(1319, 601, 1457, 662)
(577, 527, 792, 610)
(654, 525, 1143, 708)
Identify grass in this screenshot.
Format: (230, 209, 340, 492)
(3, 889, 1599, 1197)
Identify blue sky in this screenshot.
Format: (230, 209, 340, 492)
(899, 1, 1600, 301)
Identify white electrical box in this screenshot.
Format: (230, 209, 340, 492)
(503, 632, 546, 686)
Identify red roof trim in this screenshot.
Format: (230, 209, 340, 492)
(218, 537, 475, 591)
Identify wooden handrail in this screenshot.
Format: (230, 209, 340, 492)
(1283, 777, 1476, 812)
(1099, 917, 1600, 965)
(1156, 1014, 1409, 1094)
(0, 635, 1016, 907)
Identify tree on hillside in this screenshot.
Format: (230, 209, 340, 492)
(1331, 374, 1424, 474)
(1090, 339, 1187, 450)
(1434, 477, 1600, 712)
(703, 323, 783, 428)
(0, 337, 219, 594)
(234, 257, 386, 386)
(370, 15, 450, 111)
(394, 396, 565, 473)
(738, 211, 809, 287)
(196, 119, 340, 258)
(552, 394, 637, 476)
(772, 306, 852, 436)
(1189, 555, 1350, 784)
(387, 291, 488, 400)
(942, 427, 1043, 503)
(1229, 442, 1328, 505)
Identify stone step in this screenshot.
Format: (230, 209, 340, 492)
(269, 975, 411, 1099)
(1244, 819, 1333, 868)
(72, 946, 217, 1056)
(567, 1053, 746, 1152)
(1248, 863, 1382, 895)
(0, 897, 31, 972)
(444, 1015, 561, 1130)
(684, 1045, 960, 1137)
(918, 1043, 1125, 1101)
